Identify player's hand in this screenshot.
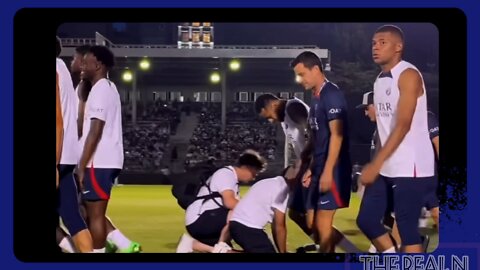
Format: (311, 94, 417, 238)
(56, 167, 59, 189)
(74, 166, 85, 192)
(319, 171, 333, 193)
(359, 162, 381, 186)
(302, 169, 312, 188)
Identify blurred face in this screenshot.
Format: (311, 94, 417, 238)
(372, 31, 403, 66)
(365, 104, 376, 122)
(259, 102, 277, 123)
(237, 166, 260, 183)
(81, 53, 100, 81)
(293, 63, 320, 91)
(71, 52, 84, 74)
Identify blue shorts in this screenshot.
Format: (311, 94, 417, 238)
(424, 176, 439, 210)
(357, 175, 433, 245)
(315, 167, 352, 210)
(304, 165, 352, 211)
(57, 164, 88, 236)
(81, 167, 121, 201)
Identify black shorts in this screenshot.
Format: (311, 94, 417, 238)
(230, 221, 276, 253)
(186, 207, 229, 246)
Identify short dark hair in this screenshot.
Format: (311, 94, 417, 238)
(237, 149, 267, 172)
(254, 93, 279, 114)
(290, 51, 324, 73)
(375, 25, 404, 43)
(56, 36, 62, 57)
(75, 45, 91, 56)
(88, 45, 115, 69)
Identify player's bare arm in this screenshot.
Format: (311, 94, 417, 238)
(272, 209, 287, 253)
(432, 136, 439, 160)
(221, 190, 238, 209)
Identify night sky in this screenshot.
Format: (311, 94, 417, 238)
(58, 22, 438, 69)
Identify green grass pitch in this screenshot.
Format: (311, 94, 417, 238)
(106, 185, 438, 253)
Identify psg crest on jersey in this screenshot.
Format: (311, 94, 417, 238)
(386, 87, 392, 96)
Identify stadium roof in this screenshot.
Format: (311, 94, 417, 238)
(59, 32, 331, 86)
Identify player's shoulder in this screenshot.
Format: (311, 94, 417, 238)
(286, 98, 308, 111)
(322, 82, 345, 99)
(212, 166, 236, 180)
(56, 58, 70, 78)
(324, 81, 341, 93)
(92, 79, 117, 94)
(396, 61, 422, 78)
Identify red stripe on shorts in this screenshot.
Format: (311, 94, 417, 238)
(90, 164, 110, 200)
(330, 179, 344, 207)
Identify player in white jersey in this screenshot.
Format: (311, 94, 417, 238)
(356, 91, 433, 253)
(70, 45, 141, 253)
(254, 94, 311, 233)
(177, 150, 267, 253)
(357, 25, 435, 253)
(56, 37, 93, 253)
(229, 165, 300, 253)
(75, 45, 124, 253)
(255, 93, 359, 253)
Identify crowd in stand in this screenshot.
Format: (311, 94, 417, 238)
(121, 101, 279, 173)
(123, 122, 171, 173)
(184, 104, 277, 170)
(122, 100, 181, 135)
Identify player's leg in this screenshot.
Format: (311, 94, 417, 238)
(58, 165, 93, 253)
(392, 177, 431, 253)
(315, 208, 336, 253)
(288, 161, 314, 236)
(105, 216, 142, 253)
(84, 199, 108, 252)
(317, 168, 358, 253)
(356, 175, 395, 253)
(82, 168, 120, 252)
(288, 209, 311, 235)
(186, 208, 230, 253)
(56, 225, 76, 253)
(430, 207, 439, 229)
(176, 231, 220, 253)
(391, 220, 401, 250)
(304, 171, 320, 243)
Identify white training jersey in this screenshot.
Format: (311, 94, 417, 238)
(373, 60, 435, 178)
(185, 166, 239, 226)
(230, 176, 289, 229)
(56, 58, 79, 165)
(79, 78, 124, 169)
(281, 97, 310, 163)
